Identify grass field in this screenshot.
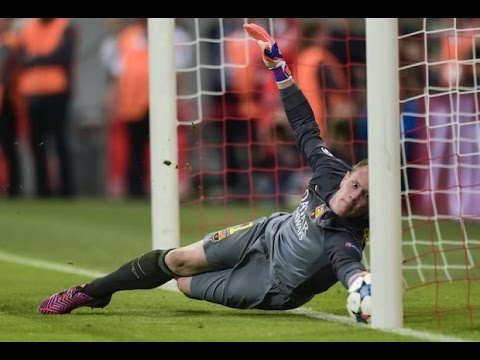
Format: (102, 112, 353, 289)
(1, 199, 479, 342)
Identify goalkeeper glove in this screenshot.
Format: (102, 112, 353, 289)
(347, 271, 372, 324)
(243, 23, 292, 84)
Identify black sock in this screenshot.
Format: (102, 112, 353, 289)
(82, 249, 176, 298)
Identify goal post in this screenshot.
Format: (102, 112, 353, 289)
(148, 18, 180, 251)
(366, 18, 403, 328)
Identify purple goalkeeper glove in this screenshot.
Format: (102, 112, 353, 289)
(244, 23, 292, 84)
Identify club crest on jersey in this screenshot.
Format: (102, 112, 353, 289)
(212, 229, 228, 242)
(309, 204, 327, 220)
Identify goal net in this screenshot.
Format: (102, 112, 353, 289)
(175, 18, 364, 236)
(398, 18, 480, 324)
(172, 18, 480, 324)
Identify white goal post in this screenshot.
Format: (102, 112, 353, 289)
(366, 18, 403, 329)
(148, 18, 180, 251)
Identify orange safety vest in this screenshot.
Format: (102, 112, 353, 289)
(225, 33, 267, 119)
(0, 29, 18, 110)
(295, 46, 348, 139)
(115, 24, 149, 121)
(0, 28, 27, 124)
(0, 31, 16, 112)
(117, 24, 144, 59)
(18, 18, 71, 96)
(442, 30, 474, 61)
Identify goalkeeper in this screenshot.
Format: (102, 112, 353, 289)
(39, 23, 370, 316)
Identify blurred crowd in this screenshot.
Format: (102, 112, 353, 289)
(0, 18, 479, 215)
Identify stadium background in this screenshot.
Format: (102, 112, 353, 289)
(1, 18, 479, 341)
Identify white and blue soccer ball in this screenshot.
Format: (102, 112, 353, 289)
(346, 272, 372, 324)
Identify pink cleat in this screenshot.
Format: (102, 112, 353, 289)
(38, 284, 111, 315)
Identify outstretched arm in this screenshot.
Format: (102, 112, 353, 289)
(325, 233, 371, 324)
(244, 23, 333, 172)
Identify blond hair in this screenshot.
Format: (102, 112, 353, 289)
(352, 158, 368, 171)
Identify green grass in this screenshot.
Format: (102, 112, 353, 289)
(1, 199, 479, 341)
(0, 262, 419, 342)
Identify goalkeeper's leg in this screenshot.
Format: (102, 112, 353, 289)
(84, 222, 263, 301)
(39, 244, 212, 314)
(83, 241, 211, 299)
(82, 249, 177, 298)
(39, 250, 176, 315)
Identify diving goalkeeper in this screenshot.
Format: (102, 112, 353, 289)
(39, 23, 371, 318)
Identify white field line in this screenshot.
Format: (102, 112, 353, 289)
(287, 308, 471, 342)
(0, 251, 472, 342)
(0, 251, 178, 291)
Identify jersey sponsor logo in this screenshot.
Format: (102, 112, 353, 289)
(309, 204, 326, 220)
(321, 147, 333, 157)
(294, 189, 310, 240)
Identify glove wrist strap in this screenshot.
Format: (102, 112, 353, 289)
(271, 61, 292, 84)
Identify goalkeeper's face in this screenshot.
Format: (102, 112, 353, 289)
(329, 167, 369, 218)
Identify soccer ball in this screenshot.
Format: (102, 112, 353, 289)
(346, 272, 372, 324)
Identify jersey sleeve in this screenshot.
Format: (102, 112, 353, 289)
(279, 84, 349, 174)
(325, 231, 366, 289)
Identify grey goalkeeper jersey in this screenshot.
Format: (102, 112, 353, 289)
(260, 85, 369, 299)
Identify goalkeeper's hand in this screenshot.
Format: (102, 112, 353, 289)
(244, 23, 292, 83)
(346, 271, 372, 324)
(348, 271, 370, 292)
(243, 23, 282, 69)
